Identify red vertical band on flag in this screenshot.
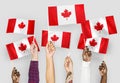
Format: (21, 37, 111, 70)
(61, 32, 71, 48)
(81, 20, 92, 38)
(48, 6, 58, 26)
(27, 20, 35, 35)
(99, 38, 109, 54)
(75, 4, 86, 23)
(6, 43, 18, 60)
(28, 36, 40, 51)
(6, 19, 16, 33)
(77, 33, 86, 49)
(106, 16, 117, 34)
(27, 36, 33, 45)
(41, 30, 48, 46)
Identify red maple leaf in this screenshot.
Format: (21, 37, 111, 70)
(89, 39, 97, 47)
(51, 34, 59, 41)
(18, 43, 27, 51)
(61, 9, 71, 20)
(18, 22, 26, 29)
(94, 22, 104, 31)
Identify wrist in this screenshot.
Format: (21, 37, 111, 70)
(32, 58, 38, 61)
(13, 81, 19, 83)
(32, 55, 38, 61)
(102, 73, 107, 78)
(46, 54, 53, 58)
(66, 72, 73, 83)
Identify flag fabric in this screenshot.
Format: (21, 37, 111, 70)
(6, 36, 40, 60)
(48, 4, 86, 26)
(81, 16, 117, 38)
(6, 18, 35, 35)
(77, 33, 109, 54)
(41, 30, 71, 48)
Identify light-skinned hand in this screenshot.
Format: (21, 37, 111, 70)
(64, 56, 73, 73)
(30, 40, 38, 61)
(46, 41, 55, 57)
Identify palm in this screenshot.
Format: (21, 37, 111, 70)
(12, 67, 20, 83)
(64, 57, 73, 73)
(82, 46, 91, 62)
(30, 43, 38, 55)
(46, 41, 55, 57)
(99, 61, 107, 76)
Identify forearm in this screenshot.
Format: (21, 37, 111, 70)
(65, 72, 73, 83)
(101, 74, 107, 83)
(80, 61, 90, 83)
(46, 56, 55, 83)
(28, 61, 39, 83)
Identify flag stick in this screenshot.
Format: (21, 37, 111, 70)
(48, 26, 50, 42)
(103, 55, 106, 61)
(11, 60, 14, 68)
(66, 48, 71, 57)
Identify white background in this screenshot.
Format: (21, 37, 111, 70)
(0, 0, 120, 83)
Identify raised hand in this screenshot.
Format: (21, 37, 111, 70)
(64, 56, 73, 83)
(30, 40, 38, 61)
(64, 56, 73, 73)
(46, 41, 56, 57)
(99, 61, 107, 76)
(82, 46, 92, 62)
(11, 67, 20, 83)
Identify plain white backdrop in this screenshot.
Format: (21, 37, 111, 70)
(0, 0, 120, 83)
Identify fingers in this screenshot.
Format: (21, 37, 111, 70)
(68, 56, 73, 64)
(31, 40, 38, 51)
(64, 56, 72, 67)
(87, 51, 92, 57)
(47, 41, 55, 52)
(12, 67, 16, 76)
(12, 67, 20, 78)
(102, 61, 107, 68)
(32, 40, 37, 48)
(85, 46, 89, 52)
(82, 46, 90, 56)
(99, 65, 103, 71)
(64, 56, 69, 64)
(82, 46, 87, 56)
(64, 57, 69, 73)
(99, 61, 107, 71)
(82, 46, 92, 62)
(16, 72, 20, 77)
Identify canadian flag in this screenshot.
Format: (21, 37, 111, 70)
(48, 4, 86, 26)
(77, 33, 109, 54)
(41, 30, 71, 48)
(6, 18, 35, 35)
(81, 16, 117, 38)
(6, 36, 40, 60)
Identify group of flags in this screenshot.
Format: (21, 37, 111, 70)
(47, 4, 117, 54)
(6, 18, 40, 60)
(5, 4, 117, 60)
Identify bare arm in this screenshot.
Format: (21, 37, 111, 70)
(99, 61, 107, 83)
(46, 41, 55, 83)
(101, 75, 107, 83)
